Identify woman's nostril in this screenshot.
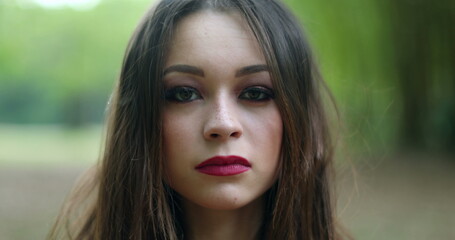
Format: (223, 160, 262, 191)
(230, 132, 240, 138)
(206, 130, 241, 140)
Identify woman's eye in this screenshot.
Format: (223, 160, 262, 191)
(239, 86, 275, 101)
(165, 86, 201, 102)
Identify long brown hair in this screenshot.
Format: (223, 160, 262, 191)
(48, 0, 343, 239)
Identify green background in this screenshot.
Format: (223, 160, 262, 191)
(0, 0, 454, 239)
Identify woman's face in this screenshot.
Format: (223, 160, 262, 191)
(163, 11, 282, 210)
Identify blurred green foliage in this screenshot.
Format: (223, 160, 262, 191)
(0, 0, 454, 153)
(286, 0, 455, 153)
(0, 0, 151, 125)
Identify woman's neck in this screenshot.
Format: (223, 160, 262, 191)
(182, 197, 264, 240)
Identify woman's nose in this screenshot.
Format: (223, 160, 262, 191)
(203, 98, 243, 141)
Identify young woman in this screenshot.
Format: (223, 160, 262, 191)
(49, 0, 345, 239)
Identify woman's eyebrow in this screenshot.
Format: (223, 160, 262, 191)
(163, 64, 269, 77)
(235, 64, 269, 77)
(163, 64, 205, 77)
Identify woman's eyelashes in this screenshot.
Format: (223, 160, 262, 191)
(164, 85, 275, 103)
(239, 86, 275, 102)
(165, 86, 202, 102)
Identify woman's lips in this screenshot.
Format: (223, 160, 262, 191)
(195, 155, 251, 176)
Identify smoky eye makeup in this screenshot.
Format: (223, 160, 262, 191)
(163, 74, 204, 103)
(236, 72, 275, 102)
(238, 85, 275, 102)
(164, 86, 202, 103)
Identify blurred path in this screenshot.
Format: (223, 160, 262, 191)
(0, 166, 86, 240)
(338, 152, 455, 239)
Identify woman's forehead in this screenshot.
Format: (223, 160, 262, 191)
(165, 11, 265, 70)
(171, 11, 254, 44)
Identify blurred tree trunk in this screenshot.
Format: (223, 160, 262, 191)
(387, 0, 455, 151)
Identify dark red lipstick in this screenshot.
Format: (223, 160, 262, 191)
(195, 155, 251, 176)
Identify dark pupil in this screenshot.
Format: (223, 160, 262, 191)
(177, 88, 192, 100)
(248, 91, 260, 99)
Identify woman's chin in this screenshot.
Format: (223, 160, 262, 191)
(182, 193, 261, 211)
(199, 198, 247, 211)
